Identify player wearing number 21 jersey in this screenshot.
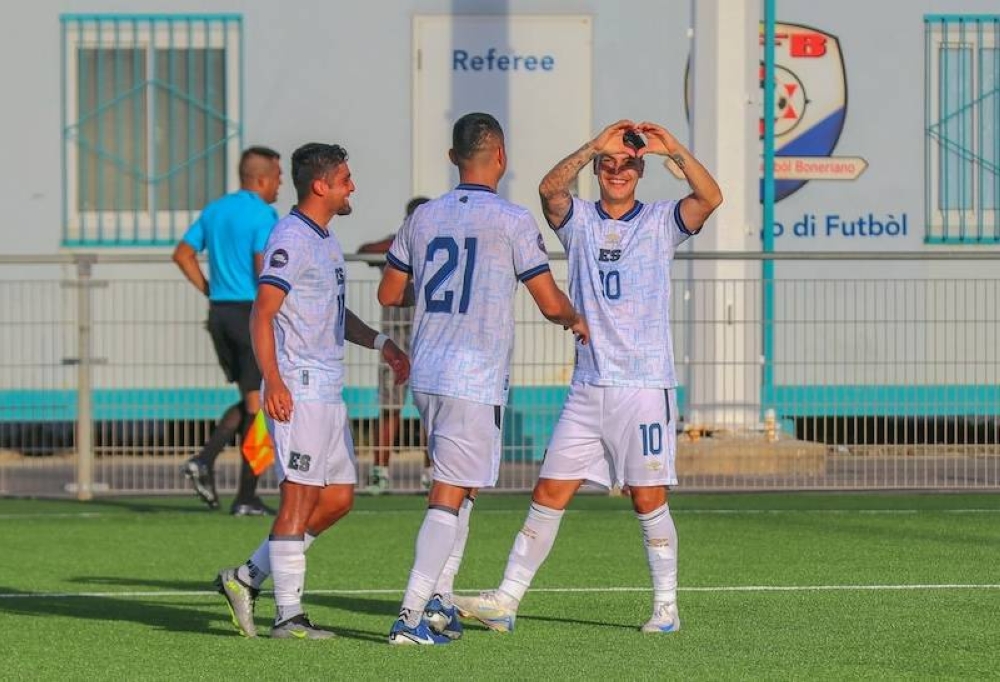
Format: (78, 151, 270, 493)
(379, 112, 587, 645)
(388, 187, 547, 405)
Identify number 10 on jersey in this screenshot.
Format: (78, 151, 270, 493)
(599, 269, 621, 300)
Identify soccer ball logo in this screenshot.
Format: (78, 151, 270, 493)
(760, 64, 808, 138)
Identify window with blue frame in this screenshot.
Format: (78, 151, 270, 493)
(924, 16, 999, 243)
(61, 15, 243, 247)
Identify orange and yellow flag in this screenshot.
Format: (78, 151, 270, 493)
(241, 410, 275, 475)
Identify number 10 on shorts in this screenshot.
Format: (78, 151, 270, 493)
(639, 423, 663, 456)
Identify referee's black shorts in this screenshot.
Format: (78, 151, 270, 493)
(207, 301, 262, 394)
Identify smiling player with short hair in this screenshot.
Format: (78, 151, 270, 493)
(454, 119, 722, 634)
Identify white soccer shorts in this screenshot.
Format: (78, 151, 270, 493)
(268, 399, 357, 487)
(539, 383, 678, 489)
(413, 391, 503, 488)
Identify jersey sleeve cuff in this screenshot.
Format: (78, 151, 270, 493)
(258, 274, 291, 293)
(547, 202, 574, 230)
(386, 252, 412, 274)
(674, 200, 696, 236)
(517, 263, 551, 283)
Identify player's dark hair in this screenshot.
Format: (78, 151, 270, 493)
(291, 143, 349, 200)
(238, 146, 280, 182)
(405, 196, 430, 216)
(451, 113, 504, 161)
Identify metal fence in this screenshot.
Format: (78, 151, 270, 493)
(1, 251, 998, 498)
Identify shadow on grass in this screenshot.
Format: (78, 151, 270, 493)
(517, 613, 637, 631)
(0, 584, 232, 637)
(86, 495, 280, 515)
(57, 576, 395, 642)
(68, 576, 216, 591)
(305, 594, 404, 642)
(89, 497, 224, 514)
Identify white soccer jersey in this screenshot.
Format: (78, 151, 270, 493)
(387, 184, 551, 405)
(258, 208, 347, 402)
(555, 197, 695, 388)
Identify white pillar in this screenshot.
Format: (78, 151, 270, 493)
(684, 0, 761, 429)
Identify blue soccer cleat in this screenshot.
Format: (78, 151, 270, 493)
(388, 613, 452, 645)
(424, 595, 464, 640)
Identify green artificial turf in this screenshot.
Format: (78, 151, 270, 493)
(2, 492, 999, 680)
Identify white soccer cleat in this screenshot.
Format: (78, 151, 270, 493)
(452, 591, 517, 633)
(641, 601, 681, 633)
(214, 567, 259, 637)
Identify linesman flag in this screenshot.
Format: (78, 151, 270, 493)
(242, 410, 275, 475)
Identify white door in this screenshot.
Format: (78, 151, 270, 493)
(412, 14, 592, 254)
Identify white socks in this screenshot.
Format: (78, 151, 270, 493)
(239, 531, 316, 589)
(400, 507, 460, 625)
(269, 535, 306, 623)
(498, 502, 565, 604)
(636, 503, 678, 605)
(433, 496, 474, 605)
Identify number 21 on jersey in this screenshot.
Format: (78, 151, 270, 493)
(424, 236, 477, 313)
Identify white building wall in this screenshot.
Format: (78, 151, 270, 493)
(4, 0, 999, 256)
(1, 0, 998, 404)
(0, 0, 699, 256)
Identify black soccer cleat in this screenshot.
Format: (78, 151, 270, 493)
(230, 496, 276, 517)
(182, 458, 219, 509)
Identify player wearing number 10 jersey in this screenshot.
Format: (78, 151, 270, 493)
(453, 120, 722, 635)
(378, 112, 588, 645)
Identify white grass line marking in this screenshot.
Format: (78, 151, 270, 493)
(3, 584, 999, 600)
(0, 513, 107, 520)
(674, 509, 1000, 515)
(1, 508, 999, 521)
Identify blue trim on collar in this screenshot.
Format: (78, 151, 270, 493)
(455, 183, 496, 193)
(290, 207, 330, 239)
(595, 200, 644, 222)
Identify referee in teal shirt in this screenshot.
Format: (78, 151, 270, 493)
(173, 146, 282, 515)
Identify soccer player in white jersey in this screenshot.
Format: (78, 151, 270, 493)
(454, 120, 722, 634)
(213, 143, 410, 639)
(378, 112, 589, 645)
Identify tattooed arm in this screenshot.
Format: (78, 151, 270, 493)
(636, 122, 723, 232)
